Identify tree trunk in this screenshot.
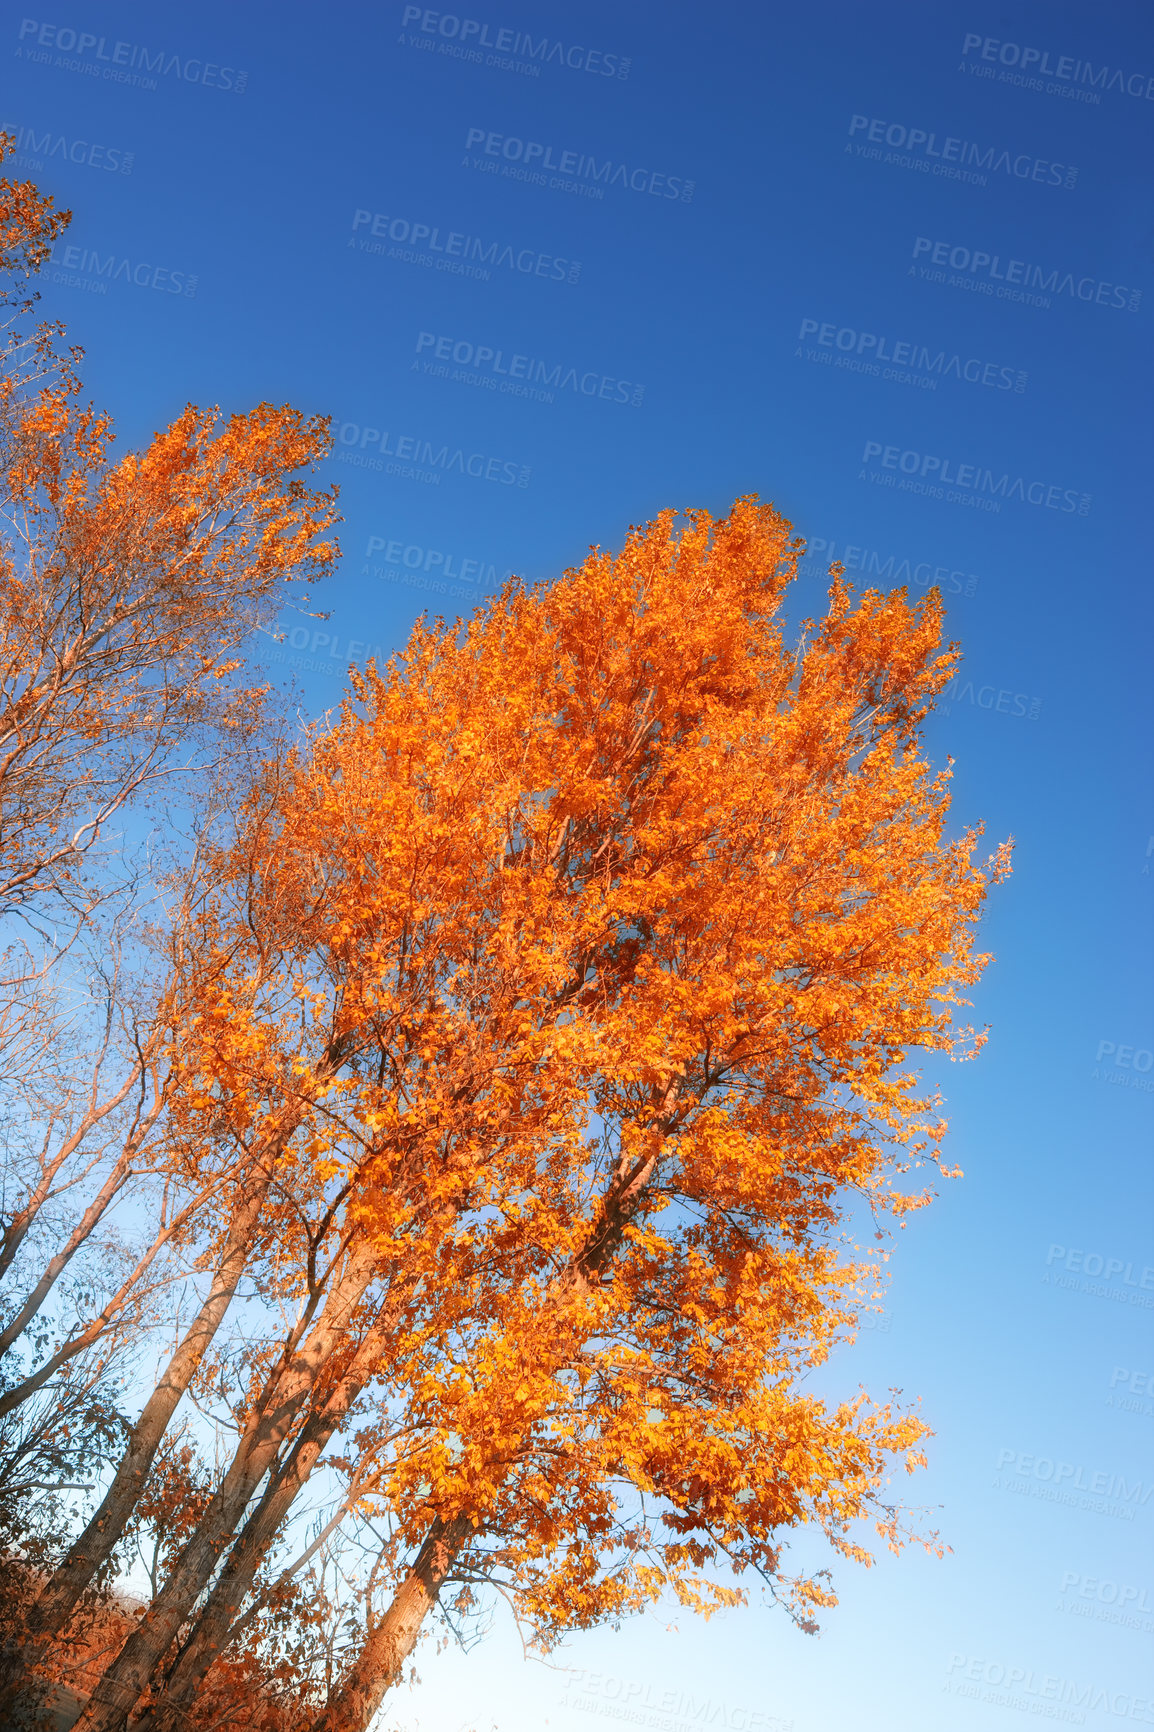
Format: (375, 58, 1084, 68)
(71, 1237, 383, 1732)
(311, 1516, 471, 1732)
(0, 1143, 138, 1361)
(20, 1159, 276, 1652)
(309, 1150, 660, 1732)
(133, 1303, 401, 1732)
(0, 1162, 238, 1425)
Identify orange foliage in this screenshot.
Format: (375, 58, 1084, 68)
(150, 501, 1007, 1732)
(0, 132, 70, 298)
(351, 504, 1003, 1607)
(0, 136, 338, 920)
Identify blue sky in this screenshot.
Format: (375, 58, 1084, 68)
(6, 0, 1152, 1727)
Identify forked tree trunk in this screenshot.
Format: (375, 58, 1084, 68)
(133, 1306, 401, 1732)
(2, 1157, 278, 1711)
(72, 1238, 383, 1732)
(0, 1058, 159, 1321)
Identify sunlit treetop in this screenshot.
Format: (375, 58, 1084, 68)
(174, 498, 1008, 1642)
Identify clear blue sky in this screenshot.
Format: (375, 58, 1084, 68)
(7, 0, 1152, 1727)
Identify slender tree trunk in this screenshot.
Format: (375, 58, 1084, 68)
(19, 1160, 277, 1653)
(0, 1156, 232, 1422)
(133, 1303, 401, 1732)
(310, 1516, 471, 1732)
(0, 1143, 139, 1360)
(308, 1145, 665, 1732)
(72, 1237, 382, 1732)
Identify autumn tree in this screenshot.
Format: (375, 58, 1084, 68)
(303, 502, 1007, 1732)
(74, 500, 1006, 1732)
